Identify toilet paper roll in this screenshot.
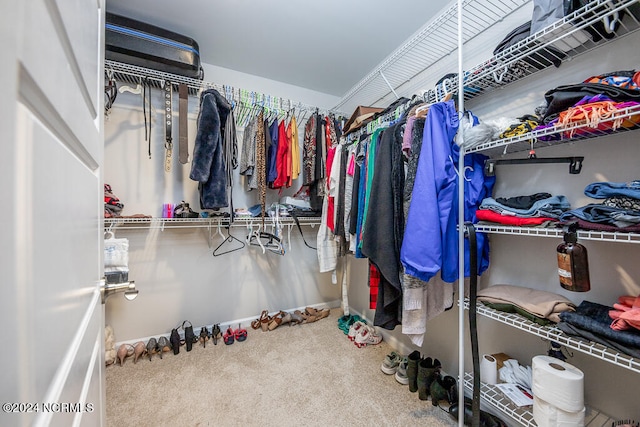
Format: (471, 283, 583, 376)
(533, 396, 585, 427)
(480, 354, 498, 385)
(532, 355, 584, 412)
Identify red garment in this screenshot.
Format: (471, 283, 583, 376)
(285, 120, 293, 187)
(272, 120, 289, 189)
(476, 209, 557, 226)
(325, 147, 336, 232)
(368, 262, 380, 310)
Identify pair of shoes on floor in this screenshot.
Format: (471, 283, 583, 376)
(170, 321, 198, 354)
(353, 324, 382, 348)
(380, 351, 409, 385)
(145, 336, 172, 361)
(294, 307, 330, 324)
(223, 324, 247, 345)
(347, 320, 368, 341)
(337, 313, 364, 334)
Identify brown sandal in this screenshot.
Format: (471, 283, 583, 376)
(314, 308, 330, 320)
(251, 310, 270, 331)
(268, 311, 286, 331)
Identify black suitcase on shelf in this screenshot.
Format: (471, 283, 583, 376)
(105, 12, 204, 79)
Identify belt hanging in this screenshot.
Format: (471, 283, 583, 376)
(164, 80, 173, 172)
(178, 83, 189, 164)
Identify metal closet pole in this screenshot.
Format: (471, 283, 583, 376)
(456, 0, 465, 426)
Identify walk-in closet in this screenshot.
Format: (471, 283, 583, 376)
(3, 0, 640, 426)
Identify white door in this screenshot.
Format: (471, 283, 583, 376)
(0, 0, 106, 426)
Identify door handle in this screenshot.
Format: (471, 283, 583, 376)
(100, 278, 139, 304)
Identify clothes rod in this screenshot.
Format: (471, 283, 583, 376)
(484, 156, 584, 176)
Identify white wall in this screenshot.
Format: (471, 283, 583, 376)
(347, 19, 640, 424)
(104, 63, 342, 342)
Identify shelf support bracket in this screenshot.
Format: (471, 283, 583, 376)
(379, 71, 400, 99)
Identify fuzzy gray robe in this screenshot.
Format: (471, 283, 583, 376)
(190, 89, 232, 209)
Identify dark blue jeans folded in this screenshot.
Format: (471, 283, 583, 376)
(558, 300, 640, 349)
(556, 321, 640, 359)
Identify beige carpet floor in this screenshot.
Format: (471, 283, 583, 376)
(106, 309, 458, 427)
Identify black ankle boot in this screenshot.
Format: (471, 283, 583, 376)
(183, 321, 195, 352)
(170, 328, 181, 355)
(431, 375, 458, 406)
(407, 350, 421, 393)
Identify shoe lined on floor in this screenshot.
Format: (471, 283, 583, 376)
(395, 357, 409, 385)
(199, 326, 210, 348)
(381, 351, 403, 375)
(158, 336, 172, 359)
(223, 326, 235, 345)
(234, 324, 247, 342)
(347, 321, 366, 341)
(417, 357, 442, 401)
(170, 328, 181, 355)
(354, 325, 382, 348)
(182, 321, 196, 352)
(212, 324, 222, 345)
(407, 350, 422, 393)
(146, 337, 158, 361)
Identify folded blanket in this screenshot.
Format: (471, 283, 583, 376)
(477, 284, 576, 322)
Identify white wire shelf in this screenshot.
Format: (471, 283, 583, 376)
(104, 216, 322, 230)
(459, 0, 640, 102)
(465, 103, 640, 156)
(105, 59, 343, 115)
(332, 0, 529, 112)
(462, 372, 615, 427)
(464, 299, 640, 374)
(333, 0, 640, 113)
(474, 223, 640, 244)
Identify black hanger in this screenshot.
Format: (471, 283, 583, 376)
(212, 226, 245, 256)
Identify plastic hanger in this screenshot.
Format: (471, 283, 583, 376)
(119, 83, 143, 95)
(213, 224, 245, 256)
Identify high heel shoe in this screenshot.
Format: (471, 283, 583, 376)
(290, 311, 304, 325)
(199, 326, 210, 348)
(133, 341, 146, 363)
(212, 324, 222, 345)
(223, 326, 235, 345)
(146, 337, 158, 361)
(158, 336, 171, 359)
(251, 310, 271, 332)
(170, 327, 181, 355)
(268, 311, 285, 331)
(182, 321, 196, 352)
(234, 324, 247, 342)
(116, 343, 134, 366)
